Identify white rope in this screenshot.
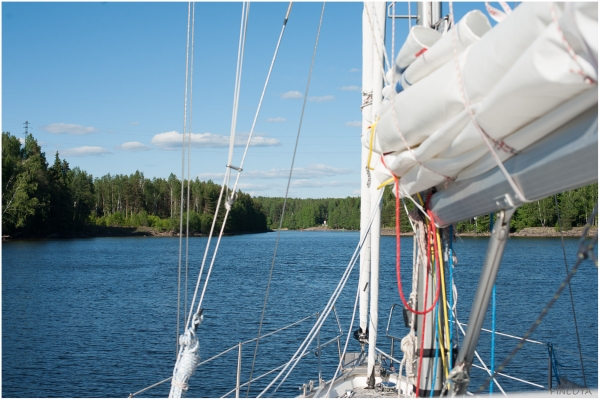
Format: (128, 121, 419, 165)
(226, 2, 249, 189)
(176, 0, 193, 355)
(391, 1, 396, 81)
(257, 189, 385, 397)
(229, 3, 292, 198)
(325, 278, 361, 398)
(471, 364, 544, 389)
(451, 309, 507, 396)
(448, 1, 528, 203)
(194, 0, 294, 320)
(184, 3, 250, 330)
(169, 313, 202, 398)
(401, 197, 416, 232)
(184, 0, 196, 339)
(457, 322, 545, 345)
(245, 3, 306, 395)
(364, 3, 391, 86)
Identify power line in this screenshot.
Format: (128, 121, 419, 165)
(23, 121, 31, 137)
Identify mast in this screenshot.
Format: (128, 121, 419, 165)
(359, 1, 374, 352)
(414, 3, 444, 397)
(366, 1, 385, 389)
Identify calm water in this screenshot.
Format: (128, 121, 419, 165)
(2, 232, 597, 397)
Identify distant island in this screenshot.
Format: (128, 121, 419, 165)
(2, 132, 597, 239)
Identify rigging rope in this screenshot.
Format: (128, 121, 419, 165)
(184, 2, 250, 330)
(430, 294, 440, 397)
(489, 209, 496, 394)
(437, 228, 450, 376)
(325, 278, 362, 398)
(226, 2, 250, 188)
(415, 213, 434, 398)
(184, 0, 196, 340)
(245, 3, 295, 396)
(447, 225, 455, 369)
(553, 193, 587, 387)
(450, 309, 507, 395)
(394, 178, 440, 315)
(364, 3, 391, 85)
(257, 189, 385, 398)
(176, 0, 193, 355)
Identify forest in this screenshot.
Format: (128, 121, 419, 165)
(257, 182, 598, 233)
(2, 132, 267, 237)
(2, 131, 597, 238)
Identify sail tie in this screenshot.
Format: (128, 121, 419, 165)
(366, 117, 380, 172)
(549, 3, 597, 84)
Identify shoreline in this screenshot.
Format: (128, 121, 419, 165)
(3, 225, 596, 241)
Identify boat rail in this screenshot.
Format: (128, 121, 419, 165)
(129, 307, 344, 398)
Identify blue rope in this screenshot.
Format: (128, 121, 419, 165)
(489, 213, 496, 395)
(448, 225, 454, 369)
(430, 296, 440, 397)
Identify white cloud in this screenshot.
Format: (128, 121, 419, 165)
(41, 123, 99, 135)
(236, 183, 270, 192)
(61, 146, 110, 156)
(196, 172, 225, 181)
(281, 91, 303, 99)
(291, 180, 358, 188)
(309, 95, 335, 102)
(267, 117, 286, 122)
(349, 68, 360, 73)
(18, 137, 25, 144)
(341, 86, 360, 91)
(345, 121, 362, 127)
(118, 141, 150, 151)
(151, 131, 280, 150)
(195, 164, 353, 182)
(352, 189, 361, 195)
(130, 121, 139, 126)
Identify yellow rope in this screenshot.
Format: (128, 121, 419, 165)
(437, 299, 448, 379)
(366, 117, 380, 171)
(416, 192, 424, 207)
(377, 177, 395, 190)
(437, 229, 451, 377)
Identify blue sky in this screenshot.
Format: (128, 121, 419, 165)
(2, 2, 488, 198)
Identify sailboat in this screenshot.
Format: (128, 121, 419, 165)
(311, 2, 598, 397)
(128, 1, 597, 398)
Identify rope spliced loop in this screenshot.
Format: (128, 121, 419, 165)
(169, 309, 203, 398)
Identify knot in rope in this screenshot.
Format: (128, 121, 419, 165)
(169, 317, 202, 398)
(225, 192, 237, 211)
(400, 333, 418, 379)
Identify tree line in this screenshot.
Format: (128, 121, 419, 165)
(2, 132, 267, 237)
(256, 182, 598, 233)
(2, 131, 597, 237)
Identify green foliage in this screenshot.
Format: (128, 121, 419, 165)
(454, 183, 598, 233)
(3, 132, 597, 237)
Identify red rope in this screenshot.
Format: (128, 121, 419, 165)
(394, 176, 440, 315)
(394, 180, 442, 397)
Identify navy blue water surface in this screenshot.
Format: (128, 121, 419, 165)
(2, 232, 597, 397)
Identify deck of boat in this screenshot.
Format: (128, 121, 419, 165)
(304, 352, 412, 398)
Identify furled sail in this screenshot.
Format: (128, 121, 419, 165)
(366, 2, 598, 198)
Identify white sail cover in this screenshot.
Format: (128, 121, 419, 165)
(367, 2, 598, 196)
